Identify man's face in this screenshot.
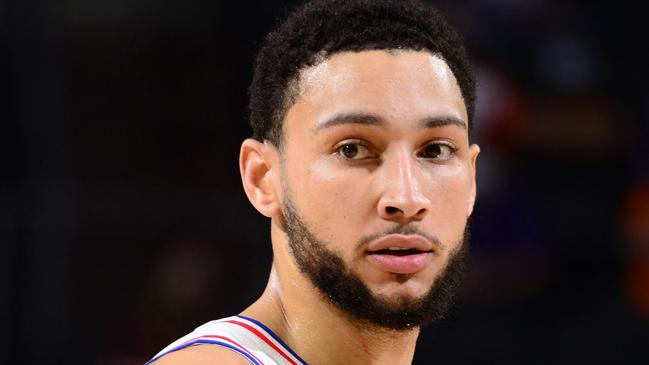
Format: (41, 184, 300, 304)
(276, 50, 479, 328)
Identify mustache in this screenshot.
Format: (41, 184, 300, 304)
(357, 225, 444, 250)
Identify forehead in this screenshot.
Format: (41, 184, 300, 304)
(285, 50, 467, 133)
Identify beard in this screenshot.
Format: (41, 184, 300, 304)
(282, 196, 469, 331)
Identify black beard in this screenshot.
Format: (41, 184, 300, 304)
(282, 197, 469, 331)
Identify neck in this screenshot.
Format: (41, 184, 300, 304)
(242, 256, 420, 365)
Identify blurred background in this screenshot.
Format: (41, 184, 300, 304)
(2, 0, 647, 364)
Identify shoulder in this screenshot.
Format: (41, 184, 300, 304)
(150, 344, 252, 365)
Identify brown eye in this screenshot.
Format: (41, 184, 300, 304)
(420, 143, 454, 161)
(341, 144, 359, 158)
(337, 142, 374, 160)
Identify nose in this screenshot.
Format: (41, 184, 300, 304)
(377, 147, 431, 224)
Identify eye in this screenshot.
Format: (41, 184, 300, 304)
(419, 143, 455, 161)
(336, 142, 375, 160)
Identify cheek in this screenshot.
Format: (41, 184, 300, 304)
(289, 158, 371, 240)
(425, 165, 473, 233)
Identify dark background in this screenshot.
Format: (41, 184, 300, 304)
(3, 0, 648, 364)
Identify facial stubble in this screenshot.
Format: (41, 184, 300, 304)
(282, 197, 469, 331)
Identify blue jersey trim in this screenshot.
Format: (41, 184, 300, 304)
(144, 339, 259, 365)
(237, 315, 308, 365)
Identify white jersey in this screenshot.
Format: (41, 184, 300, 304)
(146, 315, 308, 365)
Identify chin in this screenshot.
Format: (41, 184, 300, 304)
(368, 276, 435, 301)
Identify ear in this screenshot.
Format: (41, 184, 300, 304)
(467, 143, 480, 217)
(239, 139, 281, 218)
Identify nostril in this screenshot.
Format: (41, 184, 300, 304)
(385, 206, 400, 215)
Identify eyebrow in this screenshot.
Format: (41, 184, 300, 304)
(419, 116, 467, 130)
(313, 112, 467, 134)
(313, 113, 382, 133)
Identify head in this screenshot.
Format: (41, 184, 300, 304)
(240, 0, 479, 330)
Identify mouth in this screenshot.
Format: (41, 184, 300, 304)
(365, 235, 436, 274)
(370, 247, 432, 256)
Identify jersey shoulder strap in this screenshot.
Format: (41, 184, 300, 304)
(145, 315, 308, 365)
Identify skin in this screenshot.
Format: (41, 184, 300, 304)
(158, 50, 479, 364)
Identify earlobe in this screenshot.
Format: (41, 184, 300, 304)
(239, 139, 281, 218)
(467, 143, 480, 217)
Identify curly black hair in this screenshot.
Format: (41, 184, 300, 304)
(248, 0, 475, 146)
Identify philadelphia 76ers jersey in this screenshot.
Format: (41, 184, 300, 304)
(145, 315, 308, 365)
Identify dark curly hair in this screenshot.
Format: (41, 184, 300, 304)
(248, 0, 475, 147)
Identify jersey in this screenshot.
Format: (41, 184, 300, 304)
(145, 315, 308, 365)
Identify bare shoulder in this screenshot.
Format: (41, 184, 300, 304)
(151, 344, 252, 365)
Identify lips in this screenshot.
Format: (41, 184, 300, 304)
(365, 234, 435, 274)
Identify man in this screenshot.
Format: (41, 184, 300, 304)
(148, 0, 479, 363)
